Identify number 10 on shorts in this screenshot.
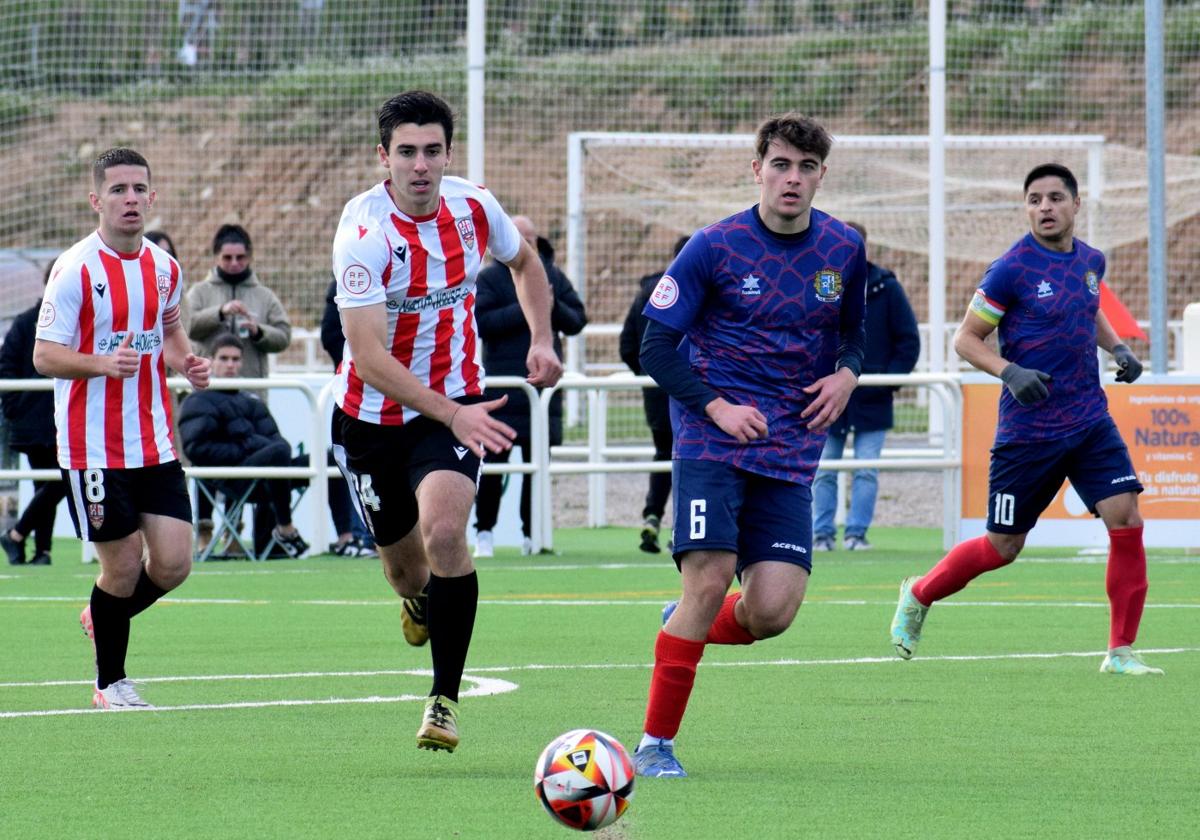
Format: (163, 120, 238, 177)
(992, 492, 1015, 527)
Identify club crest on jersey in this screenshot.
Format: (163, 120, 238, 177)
(37, 301, 56, 328)
(156, 273, 171, 301)
(815, 269, 843, 302)
(456, 217, 476, 251)
(87, 503, 104, 530)
(1085, 271, 1100, 296)
(1037, 280, 1054, 299)
(649, 275, 679, 309)
(740, 274, 762, 296)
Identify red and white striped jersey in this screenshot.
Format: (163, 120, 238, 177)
(331, 176, 522, 425)
(35, 232, 183, 469)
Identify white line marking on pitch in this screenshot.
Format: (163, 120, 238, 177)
(3, 595, 1199, 610)
(0, 675, 517, 718)
(4, 647, 1197, 719)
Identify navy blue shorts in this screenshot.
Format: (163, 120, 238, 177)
(987, 416, 1141, 534)
(671, 459, 813, 574)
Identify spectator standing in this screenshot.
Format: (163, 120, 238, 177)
(178, 334, 310, 558)
(0, 260, 64, 565)
(619, 236, 689, 554)
(184, 224, 292, 381)
(812, 221, 920, 551)
(34, 148, 211, 709)
(144, 230, 178, 257)
(473, 216, 587, 557)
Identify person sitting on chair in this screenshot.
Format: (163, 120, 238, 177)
(177, 334, 309, 558)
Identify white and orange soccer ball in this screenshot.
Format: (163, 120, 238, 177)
(534, 729, 635, 831)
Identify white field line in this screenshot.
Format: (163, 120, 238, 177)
(2, 648, 1197, 719)
(3, 595, 1200, 610)
(0, 675, 518, 718)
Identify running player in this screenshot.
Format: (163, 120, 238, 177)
(330, 90, 561, 752)
(34, 148, 211, 709)
(631, 113, 867, 778)
(890, 162, 1158, 676)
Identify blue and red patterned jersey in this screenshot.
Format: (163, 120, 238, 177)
(643, 206, 866, 484)
(969, 232, 1109, 443)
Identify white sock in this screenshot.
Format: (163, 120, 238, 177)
(638, 734, 673, 751)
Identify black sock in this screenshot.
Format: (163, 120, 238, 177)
(126, 568, 168, 619)
(90, 585, 131, 689)
(427, 571, 478, 703)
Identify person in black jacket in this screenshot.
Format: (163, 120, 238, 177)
(619, 236, 690, 553)
(178, 334, 310, 558)
(812, 221, 921, 551)
(472, 217, 587, 556)
(0, 259, 63, 565)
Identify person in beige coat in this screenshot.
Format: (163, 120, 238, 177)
(185, 224, 291, 381)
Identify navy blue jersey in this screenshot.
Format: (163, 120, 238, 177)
(970, 233, 1108, 444)
(643, 206, 866, 483)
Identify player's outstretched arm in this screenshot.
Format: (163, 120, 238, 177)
(1095, 308, 1143, 383)
(505, 239, 563, 388)
(342, 303, 515, 457)
(163, 320, 210, 389)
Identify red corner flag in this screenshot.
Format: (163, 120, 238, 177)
(1100, 284, 1148, 341)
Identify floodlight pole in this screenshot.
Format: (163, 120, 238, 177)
(466, 0, 485, 183)
(928, 0, 947, 442)
(1145, 0, 1168, 373)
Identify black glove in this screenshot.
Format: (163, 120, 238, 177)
(1000, 363, 1051, 406)
(1112, 344, 1143, 383)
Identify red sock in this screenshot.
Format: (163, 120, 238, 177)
(705, 593, 757, 645)
(1106, 526, 1147, 649)
(912, 535, 1009, 605)
(643, 631, 705, 740)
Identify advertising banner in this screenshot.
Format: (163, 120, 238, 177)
(959, 376, 1200, 547)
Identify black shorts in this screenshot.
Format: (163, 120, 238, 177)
(63, 460, 192, 542)
(330, 401, 483, 546)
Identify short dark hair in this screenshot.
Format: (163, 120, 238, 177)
(212, 223, 252, 255)
(1024, 163, 1078, 198)
(754, 113, 833, 162)
(145, 230, 177, 258)
(672, 236, 689, 258)
(847, 221, 867, 242)
(378, 90, 455, 151)
(92, 148, 150, 190)
(212, 333, 245, 353)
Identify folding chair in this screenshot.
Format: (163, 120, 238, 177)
(193, 477, 261, 561)
(193, 475, 308, 561)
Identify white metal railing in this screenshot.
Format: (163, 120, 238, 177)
(4, 372, 964, 557)
(0, 377, 326, 563)
(534, 373, 963, 551)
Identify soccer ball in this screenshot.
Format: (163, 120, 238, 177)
(534, 729, 635, 831)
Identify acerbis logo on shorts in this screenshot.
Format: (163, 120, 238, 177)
(1111, 474, 1138, 484)
(771, 541, 808, 554)
(649, 275, 679, 309)
(342, 264, 371, 295)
